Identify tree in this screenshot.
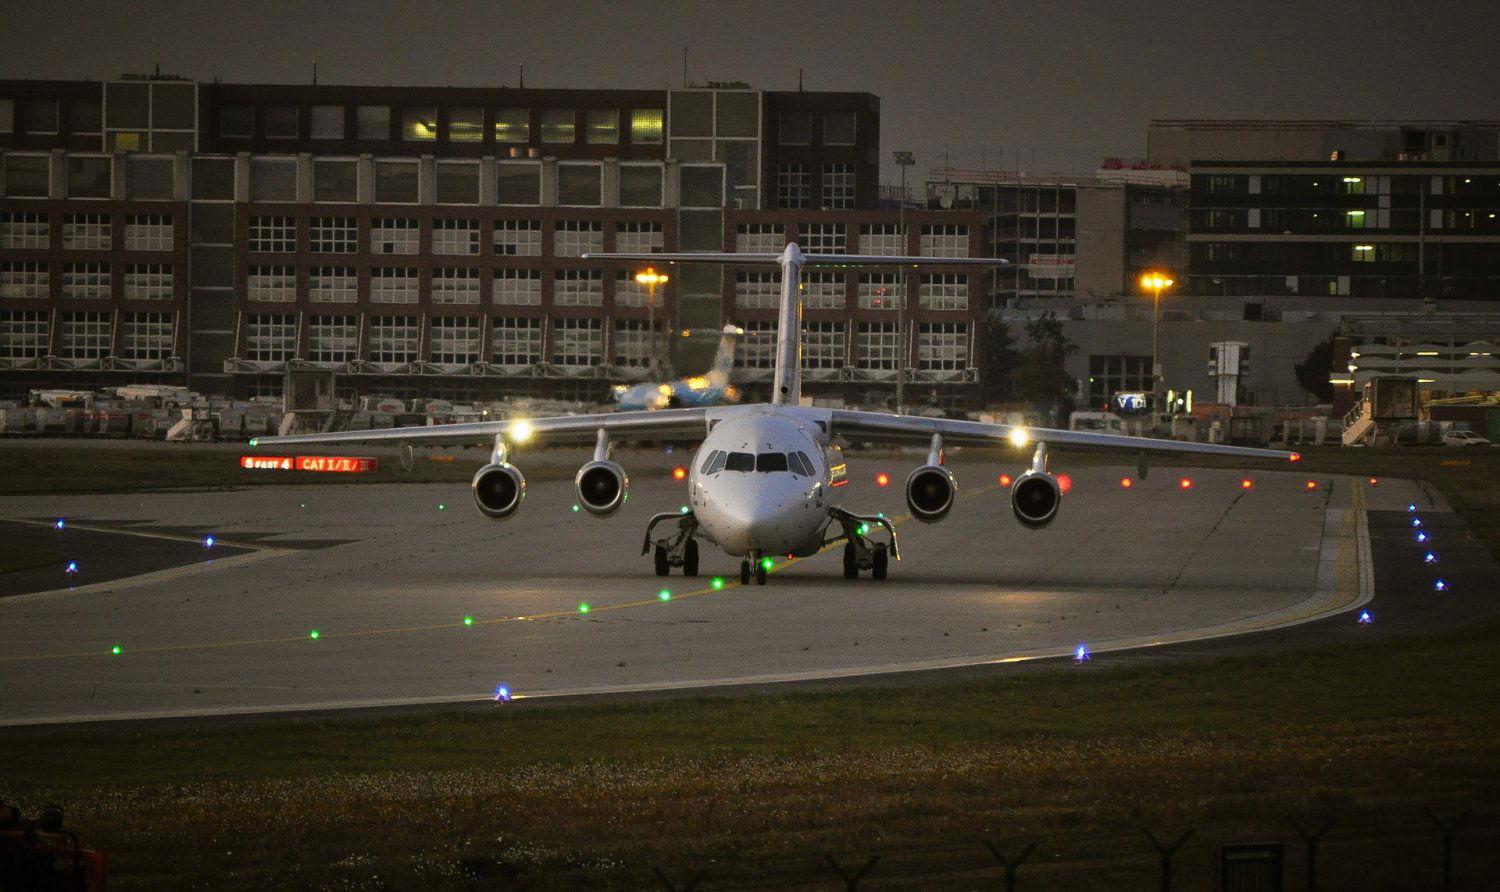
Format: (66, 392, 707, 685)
(1294, 335, 1336, 403)
(979, 308, 1017, 402)
(1012, 311, 1079, 407)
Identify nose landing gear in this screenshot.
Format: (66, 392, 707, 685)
(740, 552, 769, 585)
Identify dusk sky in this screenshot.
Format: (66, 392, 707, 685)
(4, 0, 1499, 180)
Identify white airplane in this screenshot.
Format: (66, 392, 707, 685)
(252, 243, 1296, 586)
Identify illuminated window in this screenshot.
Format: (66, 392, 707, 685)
(0, 262, 48, 299)
(430, 316, 479, 365)
(248, 216, 296, 253)
(777, 163, 810, 209)
(369, 316, 418, 363)
(553, 269, 603, 306)
(492, 317, 541, 366)
(246, 314, 296, 362)
(433, 267, 480, 304)
(0, 310, 49, 360)
(494, 108, 529, 143)
(919, 273, 967, 310)
(308, 315, 357, 363)
(860, 223, 903, 255)
(371, 218, 418, 254)
(369, 267, 419, 304)
(802, 321, 845, 371)
(1346, 210, 1368, 229)
(799, 222, 845, 254)
(63, 262, 110, 299)
(493, 219, 542, 256)
(123, 263, 172, 300)
(60, 312, 110, 360)
(122, 312, 172, 360)
(615, 221, 662, 254)
(308, 266, 356, 303)
(0, 212, 49, 249)
(63, 213, 112, 250)
(586, 109, 618, 144)
(1352, 244, 1376, 263)
(449, 107, 483, 142)
(920, 224, 968, 257)
(917, 322, 967, 372)
(402, 106, 438, 141)
(551, 317, 602, 366)
(247, 265, 295, 302)
(822, 164, 855, 210)
(858, 273, 901, 310)
(736, 223, 785, 253)
(857, 322, 898, 372)
(540, 109, 575, 144)
(803, 272, 845, 309)
(554, 220, 602, 257)
(735, 271, 781, 309)
(630, 109, 663, 144)
(1340, 176, 1366, 195)
(494, 268, 541, 305)
(125, 214, 173, 251)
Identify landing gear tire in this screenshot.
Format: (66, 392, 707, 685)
(683, 540, 700, 577)
(654, 545, 670, 577)
(871, 543, 888, 580)
(843, 542, 859, 579)
(740, 560, 751, 586)
(755, 560, 768, 585)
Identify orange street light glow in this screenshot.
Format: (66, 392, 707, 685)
(634, 268, 669, 286)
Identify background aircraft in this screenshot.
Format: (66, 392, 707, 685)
(611, 324, 743, 411)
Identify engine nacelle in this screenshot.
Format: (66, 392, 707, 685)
(905, 465, 957, 523)
(575, 460, 628, 517)
(1010, 470, 1061, 529)
(471, 462, 526, 520)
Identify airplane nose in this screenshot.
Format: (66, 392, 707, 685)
(722, 487, 784, 530)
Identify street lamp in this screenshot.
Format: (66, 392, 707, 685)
(893, 150, 916, 415)
(636, 267, 669, 370)
(1139, 272, 1174, 426)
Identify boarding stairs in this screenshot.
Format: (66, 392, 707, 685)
(1342, 398, 1376, 446)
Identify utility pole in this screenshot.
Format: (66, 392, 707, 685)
(893, 150, 916, 415)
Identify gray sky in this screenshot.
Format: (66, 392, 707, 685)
(4, 0, 1498, 181)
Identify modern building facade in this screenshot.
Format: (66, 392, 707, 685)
(0, 75, 987, 407)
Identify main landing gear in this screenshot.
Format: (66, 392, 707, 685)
(829, 508, 899, 581)
(642, 510, 700, 577)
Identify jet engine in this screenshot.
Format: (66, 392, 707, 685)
(1010, 470, 1061, 529)
(575, 460, 628, 517)
(905, 465, 957, 523)
(471, 463, 526, 519)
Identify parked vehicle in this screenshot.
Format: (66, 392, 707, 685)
(1442, 429, 1493, 447)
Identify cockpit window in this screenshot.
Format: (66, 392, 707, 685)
(789, 451, 815, 476)
(755, 452, 789, 473)
(723, 451, 756, 472)
(701, 450, 727, 475)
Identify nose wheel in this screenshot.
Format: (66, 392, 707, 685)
(740, 553, 768, 585)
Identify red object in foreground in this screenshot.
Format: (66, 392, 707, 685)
(1056, 474, 1073, 494)
(240, 455, 293, 470)
(672, 466, 687, 481)
(1288, 453, 1302, 462)
(998, 474, 1013, 487)
(1179, 477, 1194, 490)
(875, 472, 890, 487)
(242, 455, 377, 473)
(1120, 477, 1133, 488)
(1241, 478, 1254, 489)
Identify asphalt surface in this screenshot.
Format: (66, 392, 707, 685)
(0, 451, 1492, 727)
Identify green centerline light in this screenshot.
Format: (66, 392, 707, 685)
(761, 557, 774, 571)
(309, 629, 321, 640)
(711, 577, 725, 590)
(464, 616, 474, 626)
(572, 504, 581, 512)
(578, 602, 591, 614)
(111, 645, 121, 655)
(249, 438, 258, 447)
(658, 589, 671, 601)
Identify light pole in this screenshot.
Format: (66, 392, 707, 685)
(636, 267, 668, 373)
(1140, 272, 1174, 427)
(893, 150, 915, 415)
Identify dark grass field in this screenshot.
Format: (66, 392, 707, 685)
(2, 443, 1498, 888)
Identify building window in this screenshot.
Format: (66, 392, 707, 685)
(247, 314, 296, 362)
(540, 109, 575, 143)
(248, 265, 296, 302)
(3, 155, 50, 197)
(736, 223, 785, 253)
(401, 106, 438, 141)
(494, 268, 542, 305)
(371, 218, 419, 254)
(370, 316, 418, 364)
(586, 109, 619, 144)
(558, 164, 603, 206)
(0, 99, 13, 134)
(248, 216, 296, 253)
(309, 315, 357, 363)
(355, 105, 390, 139)
(919, 273, 967, 310)
(1345, 209, 1368, 229)
(496, 163, 541, 205)
(122, 313, 172, 360)
(265, 106, 299, 139)
(433, 267, 481, 304)
(436, 160, 480, 204)
(554, 220, 603, 257)
(613, 270, 655, 308)
(309, 266, 356, 303)
(859, 223, 903, 255)
(920, 224, 968, 257)
(494, 220, 542, 255)
(822, 164, 855, 210)
(612, 319, 659, 367)
(1086, 354, 1151, 406)
(917, 322, 967, 372)
(803, 272, 845, 309)
(494, 108, 529, 143)
(823, 110, 856, 145)
(66, 156, 112, 199)
(430, 316, 479, 364)
(630, 108, 664, 144)
(311, 105, 344, 139)
(0, 212, 49, 249)
(858, 273, 901, 309)
(554, 269, 603, 306)
(777, 163, 811, 209)
(61, 312, 110, 360)
(63, 262, 111, 300)
(433, 218, 479, 255)
(857, 322, 898, 372)
(492, 317, 542, 367)
(799, 222, 845, 254)
(123, 263, 172, 300)
(374, 160, 419, 203)
(310, 217, 357, 254)
(552, 318, 602, 366)
(740, 321, 776, 369)
(779, 111, 811, 145)
(1205, 175, 1238, 193)
(370, 267, 419, 304)
(249, 158, 297, 201)
(0, 262, 48, 299)
(802, 322, 845, 371)
(0, 311, 49, 360)
(615, 221, 663, 253)
(220, 105, 253, 138)
(619, 164, 664, 207)
(449, 107, 483, 142)
(735, 271, 781, 309)
(124, 214, 173, 251)
(1352, 243, 1376, 263)
(313, 159, 358, 202)
(63, 213, 111, 250)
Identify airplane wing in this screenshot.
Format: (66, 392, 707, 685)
(251, 407, 711, 449)
(827, 409, 1297, 461)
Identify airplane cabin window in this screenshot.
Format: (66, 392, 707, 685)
(756, 452, 789, 473)
(724, 451, 756, 472)
(703, 450, 728, 475)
